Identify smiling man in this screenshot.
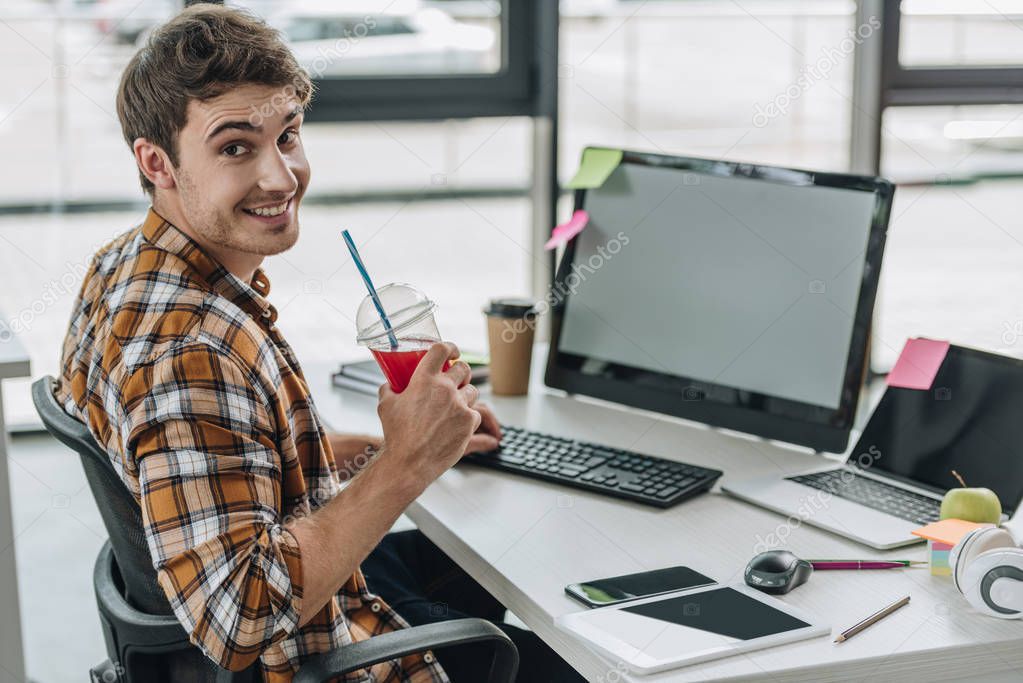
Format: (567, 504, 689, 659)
(55, 4, 581, 683)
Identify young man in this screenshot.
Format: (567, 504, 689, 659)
(56, 4, 581, 682)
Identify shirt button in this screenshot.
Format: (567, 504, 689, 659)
(370, 601, 382, 613)
(423, 652, 435, 664)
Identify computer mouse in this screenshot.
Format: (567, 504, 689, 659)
(744, 550, 813, 594)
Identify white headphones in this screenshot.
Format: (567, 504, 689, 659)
(949, 526, 1023, 619)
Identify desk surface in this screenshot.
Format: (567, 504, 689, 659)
(310, 349, 1023, 682)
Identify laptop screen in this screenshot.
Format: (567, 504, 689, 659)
(852, 345, 1023, 514)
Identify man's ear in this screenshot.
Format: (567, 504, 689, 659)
(132, 138, 177, 191)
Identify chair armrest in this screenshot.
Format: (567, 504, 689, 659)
(293, 618, 518, 683)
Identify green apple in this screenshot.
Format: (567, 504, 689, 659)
(940, 470, 1002, 524)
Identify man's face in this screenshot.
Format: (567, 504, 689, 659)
(170, 84, 310, 258)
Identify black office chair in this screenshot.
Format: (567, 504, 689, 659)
(32, 376, 518, 683)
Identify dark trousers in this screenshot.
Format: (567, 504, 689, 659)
(362, 530, 585, 683)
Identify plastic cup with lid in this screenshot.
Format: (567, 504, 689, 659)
(356, 283, 449, 392)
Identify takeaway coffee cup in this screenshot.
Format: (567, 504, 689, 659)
(484, 298, 538, 395)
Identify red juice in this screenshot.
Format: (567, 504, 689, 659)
(371, 338, 451, 392)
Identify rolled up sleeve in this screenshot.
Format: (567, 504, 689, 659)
(125, 342, 303, 672)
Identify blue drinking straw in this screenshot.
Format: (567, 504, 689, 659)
(341, 229, 398, 350)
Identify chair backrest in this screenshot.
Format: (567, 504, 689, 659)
(31, 376, 173, 616)
(33, 376, 256, 682)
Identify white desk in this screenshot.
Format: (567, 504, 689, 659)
(0, 322, 30, 683)
(311, 349, 1023, 682)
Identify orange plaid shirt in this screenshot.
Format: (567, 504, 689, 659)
(56, 208, 447, 683)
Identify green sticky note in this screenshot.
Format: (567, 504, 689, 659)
(458, 352, 489, 367)
(565, 148, 623, 189)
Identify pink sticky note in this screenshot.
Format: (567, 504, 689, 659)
(887, 338, 950, 390)
(544, 210, 589, 250)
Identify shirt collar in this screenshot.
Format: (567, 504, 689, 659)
(141, 207, 278, 324)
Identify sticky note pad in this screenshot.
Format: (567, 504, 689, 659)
(886, 338, 950, 390)
(928, 543, 952, 576)
(930, 553, 952, 576)
(914, 520, 989, 577)
(565, 148, 623, 189)
(912, 518, 988, 546)
(545, 210, 589, 250)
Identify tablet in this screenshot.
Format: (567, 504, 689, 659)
(555, 583, 829, 675)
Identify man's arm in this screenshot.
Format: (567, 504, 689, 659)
(129, 342, 482, 670)
(289, 444, 421, 626)
(327, 432, 382, 477)
(327, 364, 501, 474)
(289, 344, 483, 623)
(128, 344, 308, 671)
(326, 397, 501, 476)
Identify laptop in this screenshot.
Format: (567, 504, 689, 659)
(724, 344, 1023, 549)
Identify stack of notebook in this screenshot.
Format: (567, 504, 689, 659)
(332, 355, 490, 396)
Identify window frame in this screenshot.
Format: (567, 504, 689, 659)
(881, 1, 1023, 107)
(300, 0, 541, 123)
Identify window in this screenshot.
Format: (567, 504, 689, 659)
(899, 0, 1023, 67)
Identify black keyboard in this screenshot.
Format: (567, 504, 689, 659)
(461, 425, 722, 508)
(788, 470, 942, 525)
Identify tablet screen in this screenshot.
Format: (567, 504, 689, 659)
(622, 587, 809, 640)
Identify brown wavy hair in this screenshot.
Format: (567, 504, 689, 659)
(116, 3, 314, 196)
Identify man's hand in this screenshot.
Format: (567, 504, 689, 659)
(464, 402, 501, 455)
(434, 354, 501, 455)
(375, 342, 482, 488)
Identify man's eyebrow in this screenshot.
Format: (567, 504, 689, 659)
(206, 120, 260, 142)
(205, 107, 303, 142)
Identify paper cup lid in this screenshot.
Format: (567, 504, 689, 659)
(484, 298, 537, 318)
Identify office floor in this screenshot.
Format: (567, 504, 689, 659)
(4, 179, 1023, 681)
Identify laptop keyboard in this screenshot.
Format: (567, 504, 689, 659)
(787, 469, 942, 525)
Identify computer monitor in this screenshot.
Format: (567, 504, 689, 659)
(545, 150, 895, 453)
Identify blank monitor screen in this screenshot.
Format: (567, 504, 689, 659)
(547, 151, 893, 452)
(560, 163, 876, 410)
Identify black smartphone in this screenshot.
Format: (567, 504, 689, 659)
(564, 566, 717, 608)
